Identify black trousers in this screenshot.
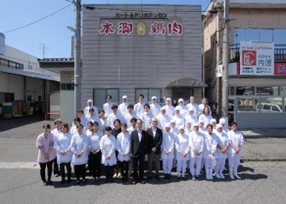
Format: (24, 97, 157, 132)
(39, 160, 53, 182)
(88, 154, 92, 173)
(104, 165, 114, 180)
(90, 151, 102, 178)
(120, 161, 129, 179)
(53, 157, 60, 175)
(74, 164, 86, 180)
(60, 162, 71, 181)
(133, 155, 145, 181)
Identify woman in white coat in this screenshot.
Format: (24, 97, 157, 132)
(227, 122, 244, 180)
(175, 128, 190, 179)
(214, 124, 229, 179)
(54, 123, 72, 184)
(189, 123, 204, 181)
(198, 106, 213, 128)
(71, 123, 89, 185)
(161, 123, 175, 179)
(172, 107, 185, 130)
(203, 124, 218, 181)
(100, 126, 117, 183)
(116, 123, 130, 182)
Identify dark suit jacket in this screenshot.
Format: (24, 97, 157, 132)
(147, 127, 163, 154)
(130, 129, 149, 158)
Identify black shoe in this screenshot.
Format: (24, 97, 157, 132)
(168, 174, 171, 179)
(60, 180, 65, 184)
(196, 176, 202, 181)
(67, 178, 72, 183)
(109, 179, 113, 183)
(147, 176, 153, 181)
(104, 179, 109, 183)
(76, 180, 80, 185)
(155, 175, 160, 181)
(43, 181, 48, 186)
(164, 174, 167, 179)
(47, 180, 53, 185)
(82, 179, 86, 184)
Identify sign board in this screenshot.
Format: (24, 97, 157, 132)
(217, 65, 223, 77)
(240, 41, 274, 75)
(0, 33, 5, 55)
(274, 63, 286, 75)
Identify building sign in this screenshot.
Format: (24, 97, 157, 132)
(240, 41, 274, 75)
(115, 12, 167, 18)
(99, 21, 183, 36)
(274, 63, 286, 75)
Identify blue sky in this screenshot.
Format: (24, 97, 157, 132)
(0, 0, 210, 59)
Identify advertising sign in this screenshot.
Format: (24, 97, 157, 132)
(240, 41, 274, 75)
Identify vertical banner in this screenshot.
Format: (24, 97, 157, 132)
(240, 41, 274, 75)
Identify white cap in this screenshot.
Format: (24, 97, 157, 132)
(165, 123, 171, 128)
(87, 99, 93, 103)
(166, 97, 171, 102)
(178, 98, 184, 103)
(175, 106, 180, 111)
(189, 107, 194, 111)
(122, 95, 127, 99)
(219, 118, 226, 124)
(193, 123, 199, 127)
(161, 107, 166, 111)
(170, 119, 176, 124)
(199, 118, 204, 123)
(210, 119, 217, 124)
(152, 96, 157, 100)
(217, 124, 222, 129)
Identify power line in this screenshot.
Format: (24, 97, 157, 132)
(3, 3, 72, 34)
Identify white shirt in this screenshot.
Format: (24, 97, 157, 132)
(161, 131, 175, 159)
(163, 104, 175, 118)
(118, 102, 129, 117)
(185, 114, 198, 128)
(124, 112, 137, 128)
(203, 132, 218, 159)
(140, 111, 154, 129)
(84, 106, 98, 118)
(189, 131, 204, 158)
(138, 130, 142, 142)
(186, 103, 200, 118)
(199, 127, 206, 134)
(87, 115, 98, 123)
(70, 133, 89, 165)
(116, 132, 131, 161)
(103, 102, 114, 118)
(227, 130, 244, 155)
(127, 126, 137, 134)
(51, 128, 61, 139)
(171, 127, 179, 136)
(176, 105, 189, 117)
(157, 113, 171, 130)
(198, 114, 213, 128)
(85, 129, 93, 137)
(172, 114, 185, 130)
(175, 133, 190, 160)
(106, 112, 125, 128)
(89, 131, 102, 151)
(198, 104, 212, 117)
(54, 132, 72, 163)
(134, 102, 145, 118)
(152, 128, 157, 138)
(150, 103, 161, 117)
(215, 131, 229, 159)
(100, 135, 117, 166)
(80, 116, 88, 128)
(98, 118, 106, 133)
(184, 128, 192, 135)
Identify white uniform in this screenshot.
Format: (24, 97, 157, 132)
(89, 131, 102, 151)
(186, 103, 200, 118)
(54, 132, 72, 164)
(98, 118, 106, 133)
(84, 99, 98, 118)
(134, 102, 145, 118)
(215, 131, 229, 174)
(118, 102, 129, 117)
(171, 126, 179, 168)
(51, 128, 61, 158)
(198, 104, 212, 117)
(140, 111, 154, 130)
(106, 113, 125, 128)
(175, 133, 190, 175)
(185, 127, 192, 136)
(124, 112, 137, 128)
(80, 116, 88, 128)
(103, 102, 114, 118)
(172, 114, 185, 130)
(116, 132, 130, 162)
(227, 130, 244, 168)
(150, 103, 161, 117)
(185, 114, 198, 128)
(161, 131, 175, 174)
(157, 113, 171, 130)
(163, 104, 175, 118)
(87, 115, 98, 123)
(203, 132, 218, 179)
(85, 129, 93, 137)
(189, 131, 204, 176)
(70, 133, 89, 165)
(198, 114, 213, 128)
(100, 135, 117, 166)
(127, 126, 137, 134)
(176, 105, 189, 117)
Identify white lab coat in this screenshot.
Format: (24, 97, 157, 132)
(161, 131, 175, 160)
(116, 132, 131, 162)
(89, 131, 102, 151)
(170, 127, 179, 136)
(70, 133, 89, 165)
(176, 105, 189, 117)
(227, 130, 244, 156)
(199, 127, 206, 134)
(85, 129, 93, 137)
(134, 102, 145, 118)
(163, 104, 175, 118)
(55, 132, 72, 163)
(189, 131, 204, 158)
(127, 126, 137, 134)
(186, 103, 200, 118)
(51, 128, 61, 139)
(185, 114, 198, 127)
(199, 114, 213, 128)
(124, 112, 137, 128)
(100, 135, 117, 166)
(80, 116, 88, 128)
(98, 118, 106, 133)
(150, 103, 161, 117)
(156, 113, 171, 130)
(198, 104, 212, 117)
(103, 102, 114, 118)
(140, 111, 154, 130)
(172, 114, 185, 130)
(203, 132, 218, 159)
(118, 102, 129, 117)
(185, 128, 192, 135)
(84, 99, 98, 118)
(175, 133, 190, 160)
(87, 115, 98, 123)
(70, 126, 86, 136)
(106, 113, 125, 128)
(215, 131, 229, 159)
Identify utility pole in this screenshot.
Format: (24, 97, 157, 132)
(221, 0, 229, 120)
(74, 0, 81, 115)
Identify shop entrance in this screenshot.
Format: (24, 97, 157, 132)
(172, 88, 193, 106)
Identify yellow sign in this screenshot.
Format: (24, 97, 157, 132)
(136, 22, 146, 35)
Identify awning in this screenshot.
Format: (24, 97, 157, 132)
(165, 78, 208, 88)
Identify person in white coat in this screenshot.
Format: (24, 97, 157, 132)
(118, 95, 129, 117)
(170, 120, 179, 170)
(103, 95, 114, 118)
(227, 122, 244, 180)
(210, 119, 217, 133)
(186, 96, 200, 118)
(163, 97, 175, 118)
(198, 106, 213, 128)
(116, 123, 130, 182)
(215, 124, 229, 179)
(176, 98, 189, 117)
(98, 110, 107, 134)
(219, 118, 229, 133)
(156, 107, 171, 130)
(198, 119, 206, 133)
(189, 123, 204, 181)
(140, 104, 154, 130)
(124, 104, 137, 128)
(150, 96, 161, 117)
(77, 109, 88, 128)
(203, 124, 218, 181)
(106, 105, 125, 128)
(70, 124, 89, 185)
(185, 121, 192, 135)
(134, 94, 145, 118)
(199, 97, 212, 117)
(51, 118, 62, 177)
(185, 107, 198, 128)
(100, 126, 117, 183)
(172, 107, 185, 130)
(84, 99, 98, 118)
(54, 123, 72, 184)
(161, 123, 174, 179)
(175, 128, 190, 179)
(87, 108, 98, 123)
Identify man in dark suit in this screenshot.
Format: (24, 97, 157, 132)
(130, 119, 149, 184)
(147, 117, 163, 181)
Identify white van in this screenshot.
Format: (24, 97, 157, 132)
(256, 103, 283, 113)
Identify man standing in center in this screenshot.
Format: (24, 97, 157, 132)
(147, 117, 163, 181)
(130, 119, 149, 185)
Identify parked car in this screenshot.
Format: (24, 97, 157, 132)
(256, 103, 283, 113)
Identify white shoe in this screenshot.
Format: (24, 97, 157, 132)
(220, 172, 225, 179)
(229, 167, 235, 180)
(233, 168, 241, 179)
(113, 173, 117, 178)
(215, 172, 221, 179)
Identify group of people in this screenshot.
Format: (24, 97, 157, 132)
(36, 94, 244, 186)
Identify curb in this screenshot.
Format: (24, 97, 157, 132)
(241, 158, 286, 162)
(244, 136, 286, 139)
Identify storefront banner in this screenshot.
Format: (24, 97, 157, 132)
(274, 63, 286, 75)
(240, 41, 274, 75)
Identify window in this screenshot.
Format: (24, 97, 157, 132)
(274, 29, 286, 45)
(60, 83, 74, 90)
(234, 28, 247, 44)
(8, 61, 16, 68)
(93, 88, 119, 111)
(0, 58, 8, 67)
(256, 87, 279, 96)
(259, 97, 283, 113)
(247, 28, 260, 41)
(231, 87, 254, 96)
(261, 29, 273, 42)
(237, 98, 259, 112)
(135, 88, 161, 104)
(281, 87, 286, 97)
(0, 93, 14, 106)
